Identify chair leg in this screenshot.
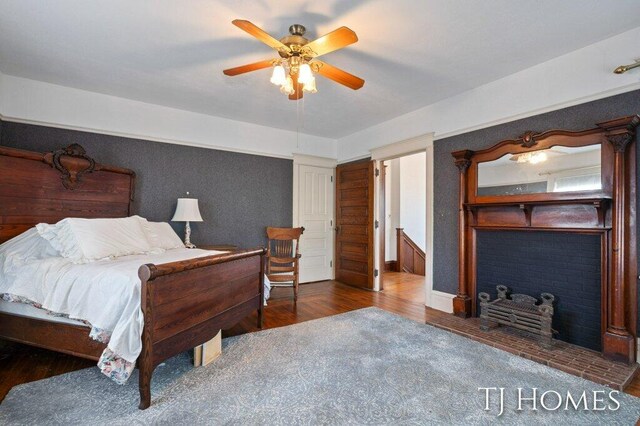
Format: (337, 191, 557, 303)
(293, 279, 298, 302)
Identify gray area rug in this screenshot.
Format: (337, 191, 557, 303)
(1, 307, 639, 425)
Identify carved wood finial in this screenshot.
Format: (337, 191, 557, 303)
(49, 144, 96, 190)
(519, 131, 538, 148)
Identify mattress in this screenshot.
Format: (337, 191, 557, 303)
(0, 298, 89, 327)
(0, 246, 263, 384)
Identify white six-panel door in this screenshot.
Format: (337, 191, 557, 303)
(297, 164, 334, 283)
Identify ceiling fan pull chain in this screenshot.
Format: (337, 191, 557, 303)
(296, 95, 300, 149)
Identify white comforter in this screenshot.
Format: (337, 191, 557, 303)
(0, 248, 225, 363)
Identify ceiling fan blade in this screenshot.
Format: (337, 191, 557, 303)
(304, 27, 358, 57)
(223, 59, 274, 76)
(314, 61, 364, 90)
(232, 20, 291, 54)
(289, 73, 303, 100)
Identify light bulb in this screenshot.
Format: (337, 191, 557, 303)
(280, 75, 294, 95)
(298, 63, 313, 85)
(270, 65, 286, 86)
(303, 76, 317, 93)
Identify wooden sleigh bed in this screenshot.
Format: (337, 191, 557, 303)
(0, 144, 265, 409)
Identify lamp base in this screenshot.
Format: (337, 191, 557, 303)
(184, 221, 196, 249)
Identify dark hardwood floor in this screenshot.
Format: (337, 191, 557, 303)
(225, 271, 428, 338)
(2, 272, 640, 403)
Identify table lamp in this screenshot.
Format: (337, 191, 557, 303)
(171, 197, 203, 248)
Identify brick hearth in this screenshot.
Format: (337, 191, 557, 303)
(427, 314, 639, 390)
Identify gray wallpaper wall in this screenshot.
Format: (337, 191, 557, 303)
(433, 89, 640, 295)
(0, 121, 292, 248)
(2, 89, 638, 301)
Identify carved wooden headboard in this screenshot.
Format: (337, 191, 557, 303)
(0, 144, 136, 243)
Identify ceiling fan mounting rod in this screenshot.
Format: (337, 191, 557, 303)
(289, 24, 306, 36)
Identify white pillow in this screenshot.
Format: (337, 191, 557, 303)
(137, 217, 185, 250)
(36, 217, 152, 263)
(0, 227, 60, 274)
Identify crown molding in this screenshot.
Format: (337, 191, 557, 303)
(0, 74, 338, 161)
(0, 115, 301, 160)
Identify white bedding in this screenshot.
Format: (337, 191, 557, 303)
(0, 215, 273, 385)
(0, 248, 225, 363)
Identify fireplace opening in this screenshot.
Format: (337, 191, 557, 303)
(476, 230, 601, 351)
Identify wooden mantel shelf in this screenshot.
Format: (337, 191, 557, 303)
(463, 197, 612, 230)
(464, 196, 611, 209)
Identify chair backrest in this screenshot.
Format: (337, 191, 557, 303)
(265, 227, 304, 271)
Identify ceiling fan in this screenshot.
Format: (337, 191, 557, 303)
(223, 20, 365, 100)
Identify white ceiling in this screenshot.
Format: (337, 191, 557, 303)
(1, 1, 639, 139)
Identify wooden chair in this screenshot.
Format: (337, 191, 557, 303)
(266, 227, 304, 301)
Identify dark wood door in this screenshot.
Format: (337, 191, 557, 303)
(335, 160, 375, 289)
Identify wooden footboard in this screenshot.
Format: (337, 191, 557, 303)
(136, 247, 266, 409)
(0, 145, 266, 409)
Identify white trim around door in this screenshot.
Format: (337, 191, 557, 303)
(293, 154, 337, 282)
(369, 133, 454, 312)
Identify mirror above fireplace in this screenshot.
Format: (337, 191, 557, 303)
(477, 144, 602, 196)
(451, 115, 640, 364)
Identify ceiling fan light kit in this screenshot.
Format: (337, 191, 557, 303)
(270, 55, 318, 95)
(224, 20, 364, 100)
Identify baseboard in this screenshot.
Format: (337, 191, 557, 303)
(384, 261, 397, 272)
(427, 290, 455, 314)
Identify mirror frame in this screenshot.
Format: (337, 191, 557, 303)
(465, 129, 613, 204)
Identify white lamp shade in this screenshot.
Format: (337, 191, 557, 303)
(270, 65, 286, 86)
(298, 63, 313, 85)
(171, 198, 203, 222)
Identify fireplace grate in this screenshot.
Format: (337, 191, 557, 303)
(479, 285, 555, 348)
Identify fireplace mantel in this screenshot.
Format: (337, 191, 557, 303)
(452, 115, 639, 363)
(465, 197, 612, 230)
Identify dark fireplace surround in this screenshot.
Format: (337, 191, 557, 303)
(476, 231, 602, 351)
(452, 116, 639, 364)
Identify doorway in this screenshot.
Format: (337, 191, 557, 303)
(293, 154, 337, 284)
(379, 152, 427, 304)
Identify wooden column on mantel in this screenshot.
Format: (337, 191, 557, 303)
(451, 115, 639, 364)
(600, 116, 639, 363)
(453, 151, 473, 317)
